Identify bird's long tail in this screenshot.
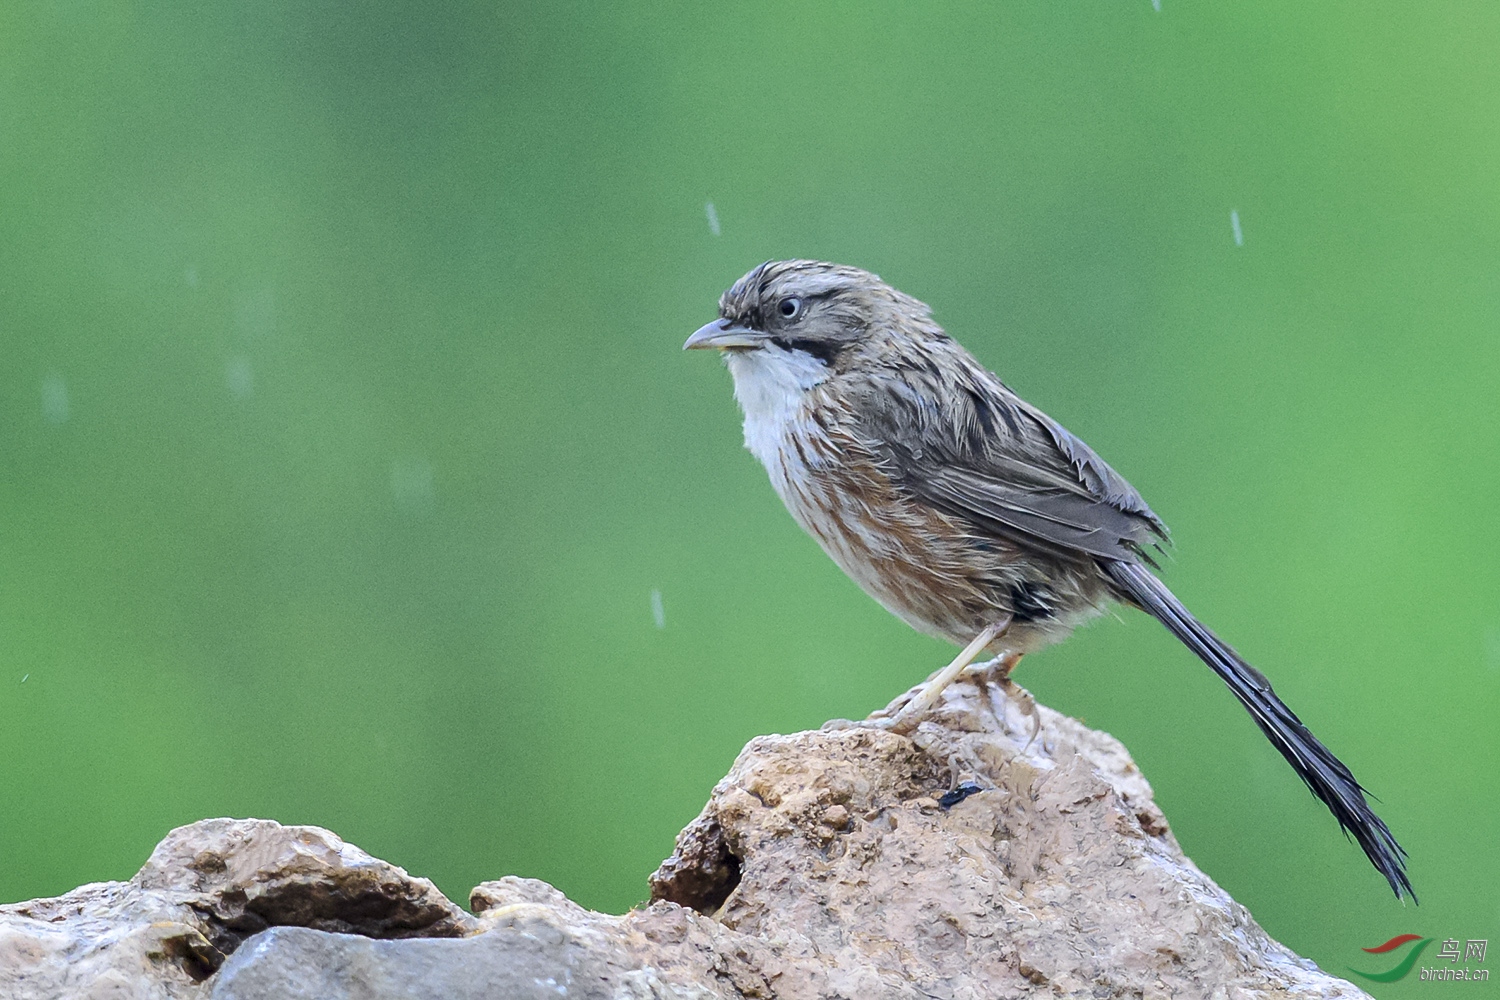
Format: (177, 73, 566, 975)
(1101, 559, 1414, 901)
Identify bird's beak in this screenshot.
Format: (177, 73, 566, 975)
(683, 319, 765, 351)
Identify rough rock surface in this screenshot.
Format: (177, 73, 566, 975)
(0, 819, 474, 999)
(0, 677, 1371, 999)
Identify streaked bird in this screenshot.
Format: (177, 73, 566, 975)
(685, 259, 1412, 900)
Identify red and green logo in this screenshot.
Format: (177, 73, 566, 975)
(1349, 934, 1433, 983)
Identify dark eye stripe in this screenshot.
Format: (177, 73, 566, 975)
(768, 336, 842, 365)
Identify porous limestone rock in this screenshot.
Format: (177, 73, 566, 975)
(0, 678, 1372, 999)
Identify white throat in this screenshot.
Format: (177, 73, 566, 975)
(724, 345, 829, 471)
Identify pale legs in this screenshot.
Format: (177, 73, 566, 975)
(885, 618, 1011, 733)
(968, 649, 1040, 745)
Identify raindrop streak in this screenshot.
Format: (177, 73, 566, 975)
(650, 589, 665, 629)
(390, 456, 435, 515)
(20, 674, 29, 683)
(41, 374, 69, 424)
(1484, 627, 1500, 672)
(705, 202, 721, 237)
(1230, 209, 1244, 246)
(1152, 0, 1161, 10)
(234, 287, 276, 338)
(226, 356, 254, 400)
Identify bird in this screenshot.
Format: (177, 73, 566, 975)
(684, 259, 1413, 901)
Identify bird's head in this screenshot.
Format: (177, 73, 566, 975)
(683, 260, 937, 372)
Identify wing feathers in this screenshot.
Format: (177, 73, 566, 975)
(849, 348, 1166, 559)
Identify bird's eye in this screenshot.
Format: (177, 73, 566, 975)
(778, 297, 802, 319)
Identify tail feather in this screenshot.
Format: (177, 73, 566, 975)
(1102, 560, 1414, 901)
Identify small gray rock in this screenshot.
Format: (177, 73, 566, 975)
(209, 925, 707, 1000)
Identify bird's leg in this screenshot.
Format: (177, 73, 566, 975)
(964, 651, 1022, 681)
(965, 652, 1010, 724)
(989, 653, 1041, 748)
(883, 619, 1010, 734)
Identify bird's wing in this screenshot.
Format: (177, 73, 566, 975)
(844, 348, 1168, 562)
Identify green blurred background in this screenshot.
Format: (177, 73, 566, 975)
(2, 2, 1496, 992)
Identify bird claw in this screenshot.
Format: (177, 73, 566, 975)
(997, 678, 1043, 750)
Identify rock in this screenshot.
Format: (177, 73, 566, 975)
(649, 682, 1361, 998)
(0, 819, 473, 999)
(0, 678, 1372, 999)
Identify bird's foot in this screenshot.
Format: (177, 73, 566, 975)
(962, 655, 1006, 678)
(826, 623, 1014, 738)
(964, 651, 1041, 744)
(822, 714, 910, 735)
(965, 650, 1023, 683)
(998, 676, 1043, 750)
